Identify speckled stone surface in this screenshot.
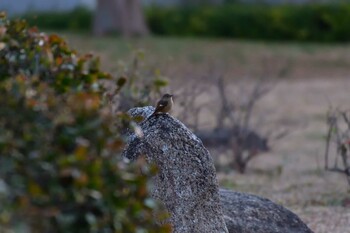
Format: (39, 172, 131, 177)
(123, 106, 228, 233)
(122, 106, 313, 233)
(219, 189, 314, 233)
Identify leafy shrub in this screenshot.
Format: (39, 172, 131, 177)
(20, 7, 92, 31)
(0, 13, 170, 233)
(13, 4, 350, 42)
(146, 3, 350, 42)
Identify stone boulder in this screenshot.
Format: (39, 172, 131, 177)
(122, 106, 313, 233)
(219, 189, 313, 233)
(123, 106, 228, 233)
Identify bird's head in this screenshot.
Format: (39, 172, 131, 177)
(162, 93, 173, 99)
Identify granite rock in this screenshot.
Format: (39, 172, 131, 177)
(220, 189, 314, 233)
(123, 106, 228, 233)
(123, 106, 313, 233)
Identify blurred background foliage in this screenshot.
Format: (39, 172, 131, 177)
(18, 3, 350, 42)
(2, 0, 350, 232)
(146, 4, 350, 42)
(0, 14, 170, 233)
(22, 7, 92, 32)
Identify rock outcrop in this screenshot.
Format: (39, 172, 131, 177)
(122, 106, 313, 233)
(220, 189, 313, 233)
(123, 106, 228, 233)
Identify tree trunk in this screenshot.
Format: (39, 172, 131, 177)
(93, 0, 149, 37)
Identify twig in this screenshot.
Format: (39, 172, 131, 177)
(325, 108, 350, 187)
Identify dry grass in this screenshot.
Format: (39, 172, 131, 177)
(63, 33, 350, 232)
(217, 79, 350, 233)
(63, 33, 350, 81)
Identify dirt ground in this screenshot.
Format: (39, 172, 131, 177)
(212, 78, 350, 233)
(161, 73, 350, 233)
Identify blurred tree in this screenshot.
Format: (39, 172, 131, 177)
(93, 0, 149, 36)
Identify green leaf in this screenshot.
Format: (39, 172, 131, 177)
(117, 76, 127, 88)
(153, 78, 168, 87)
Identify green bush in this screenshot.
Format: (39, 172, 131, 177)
(14, 4, 350, 42)
(0, 13, 170, 233)
(20, 7, 92, 31)
(146, 4, 350, 42)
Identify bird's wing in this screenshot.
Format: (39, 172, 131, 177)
(156, 99, 168, 110)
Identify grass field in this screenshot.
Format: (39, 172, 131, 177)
(62, 33, 350, 80)
(63, 33, 350, 233)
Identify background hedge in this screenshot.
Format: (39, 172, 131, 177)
(17, 3, 350, 42)
(146, 4, 350, 42)
(22, 7, 92, 32)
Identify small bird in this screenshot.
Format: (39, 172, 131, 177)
(150, 93, 173, 117)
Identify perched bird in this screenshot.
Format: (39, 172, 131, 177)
(150, 93, 173, 117)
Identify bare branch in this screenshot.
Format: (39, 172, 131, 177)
(324, 108, 350, 187)
(341, 111, 350, 131)
(176, 65, 280, 174)
(175, 81, 208, 130)
(216, 75, 235, 129)
(242, 78, 267, 130)
(326, 167, 348, 174)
